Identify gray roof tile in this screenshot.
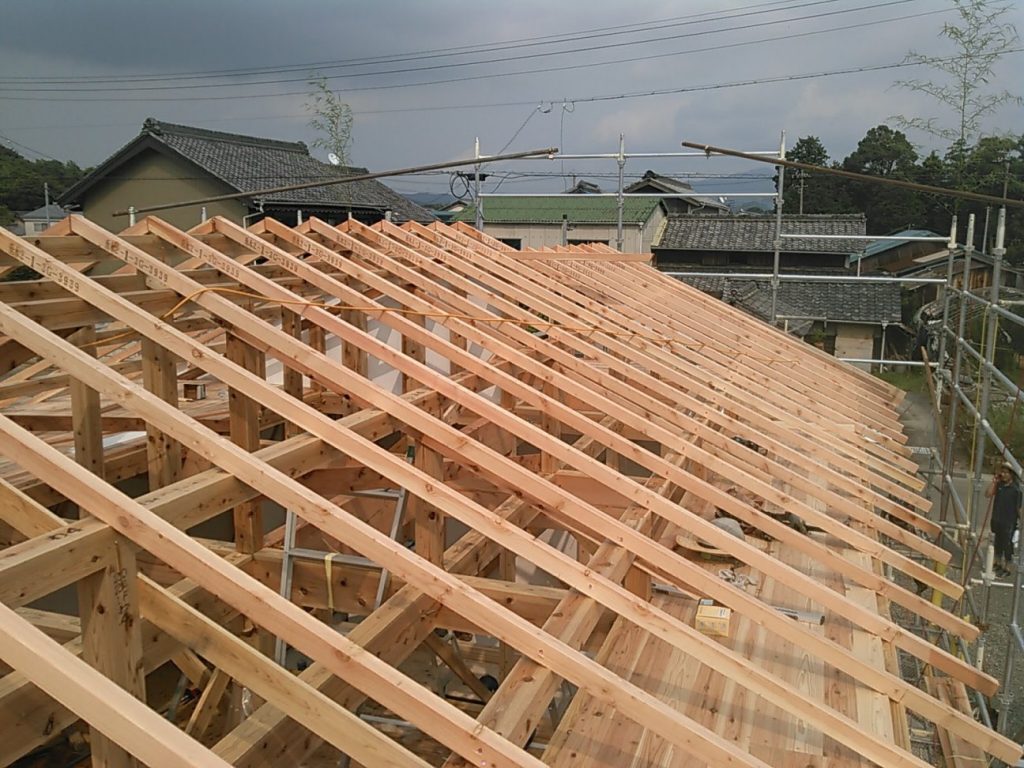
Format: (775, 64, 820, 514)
(656, 213, 867, 253)
(672, 275, 900, 326)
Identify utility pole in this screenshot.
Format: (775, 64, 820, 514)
(615, 134, 625, 252)
(43, 182, 51, 226)
(474, 137, 483, 231)
(770, 131, 786, 325)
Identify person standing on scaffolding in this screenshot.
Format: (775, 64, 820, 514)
(986, 461, 1022, 577)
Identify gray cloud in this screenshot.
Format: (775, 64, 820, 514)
(1, 0, 1021, 196)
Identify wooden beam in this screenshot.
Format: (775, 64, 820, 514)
(412, 442, 445, 566)
(140, 579, 431, 768)
(0, 412, 555, 768)
(141, 339, 182, 489)
(226, 332, 265, 553)
(0, 601, 228, 768)
(184, 667, 230, 739)
(2, 224, 952, 767)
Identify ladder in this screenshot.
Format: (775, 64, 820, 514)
(274, 446, 415, 667)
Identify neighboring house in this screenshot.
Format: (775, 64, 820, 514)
(847, 229, 946, 274)
(59, 118, 434, 232)
(892, 248, 1024, 327)
(15, 204, 69, 236)
(676, 274, 901, 368)
(653, 213, 867, 269)
(624, 171, 729, 215)
(566, 179, 603, 194)
(452, 196, 666, 253)
(657, 213, 894, 367)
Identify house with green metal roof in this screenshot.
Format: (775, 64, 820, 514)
(451, 195, 666, 253)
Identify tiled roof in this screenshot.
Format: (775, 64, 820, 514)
(624, 171, 696, 194)
(655, 214, 867, 253)
(452, 196, 662, 225)
(61, 119, 435, 222)
(671, 274, 901, 326)
(18, 204, 68, 222)
(848, 229, 941, 263)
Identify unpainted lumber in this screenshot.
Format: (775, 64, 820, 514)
(0, 219, 1011, 765)
(141, 580, 434, 768)
(0, 602, 229, 768)
(0, 223, 958, 767)
(258, 219, 964, 639)
(0, 238, 782, 768)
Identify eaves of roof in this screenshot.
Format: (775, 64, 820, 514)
(452, 196, 662, 225)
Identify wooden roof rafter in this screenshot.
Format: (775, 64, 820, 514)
(0, 216, 1018, 767)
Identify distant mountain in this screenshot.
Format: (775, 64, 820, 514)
(403, 192, 459, 209)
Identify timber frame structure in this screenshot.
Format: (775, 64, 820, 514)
(0, 214, 1018, 767)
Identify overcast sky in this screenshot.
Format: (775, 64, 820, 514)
(1, 0, 1021, 199)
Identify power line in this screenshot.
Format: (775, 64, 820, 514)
(110, 146, 559, 217)
(0, 0, 856, 85)
(0, 132, 63, 162)
(0, 0, 933, 96)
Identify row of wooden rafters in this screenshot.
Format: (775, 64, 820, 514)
(0, 215, 1018, 767)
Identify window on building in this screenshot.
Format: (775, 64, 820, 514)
(498, 238, 522, 250)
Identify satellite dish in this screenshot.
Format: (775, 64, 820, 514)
(327, 153, 341, 166)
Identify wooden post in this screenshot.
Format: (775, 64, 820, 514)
(69, 326, 145, 767)
(341, 308, 368, 376)
(307, 321, 326, 392)
(498, 548, 516, 679)
(401, 307, 426, 394)
(540, 382, 561, 474)
(226, 333, 265, 554)
(141, 339, 181, 489)
(69, 328, 103, 482)
(412, 442, 445, 566)
(281, 309, 305, 437)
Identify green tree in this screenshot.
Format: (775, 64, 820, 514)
(957, 134, 1024, 258)
(842, 126, 924, 234)
(0, 145, 86, 224)
(782, 136, 856, 215)
(306, 76, 354, 167)
(305, 76, 355, 212)
(894, 0, 1020, 190)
